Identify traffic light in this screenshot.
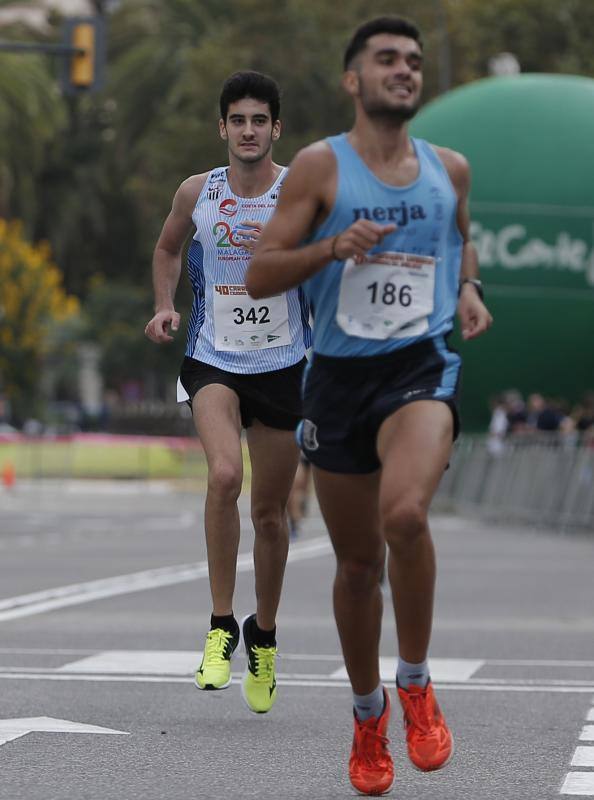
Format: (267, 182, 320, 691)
(71, 22, 95, 87)
(62, 16, 105, 94)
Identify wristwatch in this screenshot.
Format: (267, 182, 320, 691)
(458, 278, 484, 301)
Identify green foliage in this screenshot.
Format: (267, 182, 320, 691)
(101, 0, 455, 252)
(81, 277, 186, 395)
(0, 219, 79, 421)
(2, 0, 594, 412)
(35, 98, 143, 295)
(447, 0, 594, 80)
(0, 51, 64, 225)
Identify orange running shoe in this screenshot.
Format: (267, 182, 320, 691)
(397, 681, 453, 771)
(349, 687, 394, 796)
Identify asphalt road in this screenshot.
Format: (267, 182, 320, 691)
(1, 479, 593, 800)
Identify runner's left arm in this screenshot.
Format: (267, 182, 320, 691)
(440, 149, 493, 341)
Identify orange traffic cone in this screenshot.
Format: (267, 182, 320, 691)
(2, 461, 16, 489)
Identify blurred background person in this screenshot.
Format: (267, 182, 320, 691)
(286, 453, 312, 540)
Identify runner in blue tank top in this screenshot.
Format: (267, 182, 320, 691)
(247, 18, 492, 794)
(145, 72, 311, 716)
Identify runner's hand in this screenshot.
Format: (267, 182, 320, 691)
(144, 309, 180, 343)
(237, 219, 264, 253)
(333, 220, 397, 262)
(457, 286, 493, 340)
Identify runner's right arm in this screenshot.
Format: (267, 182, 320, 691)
(145, 174, 206, 343)
(246, 144, 395, 299)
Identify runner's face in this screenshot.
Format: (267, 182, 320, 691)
(220, 98, 280, 164)
(348, 34, 423, 121)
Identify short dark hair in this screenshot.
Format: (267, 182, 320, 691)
(343, 16, 423, 70)
(219, 71, 281, 123)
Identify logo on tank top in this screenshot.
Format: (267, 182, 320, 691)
(270, 180, 284, 201)
(212, 221, 253, 250)
(353, 201, 426, 227)
(219, 198, 238, 216)
(208, 182, 225, 200)
(207, 169, 226, 200)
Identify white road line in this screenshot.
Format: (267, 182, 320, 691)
(489, 661, 594, 669)
(2, 648, 594, 672)
(2, 672, 594, 692)
(0, 647, 100, 655)
(462, 679, 594, 688)
(561, 773, 594, 795)
(331, 657, 484, 683)
(63, 653, 485, 681)
(58, 651, 199, 675)
(560, 706, 594, 795)
(571, 748, 594, 768)
(0, 536, 332, 622)
(0, 654, 592, 693)
(580, 726, 594, 742)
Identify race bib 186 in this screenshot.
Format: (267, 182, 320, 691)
(336, 251, 436, 340)
(213, 284, 290, 351)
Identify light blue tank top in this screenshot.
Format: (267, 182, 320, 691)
(185, 166, 311, 373)
(304, 134, 463, 357)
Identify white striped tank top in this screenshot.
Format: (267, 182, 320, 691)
(184, 166, 311, 373)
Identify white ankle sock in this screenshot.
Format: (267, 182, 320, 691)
(353, 684, 385, 721)
(396, 658, 429, 689)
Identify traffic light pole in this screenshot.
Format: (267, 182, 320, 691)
(0, 41, 83, 56)
(0, 16, 105, 93)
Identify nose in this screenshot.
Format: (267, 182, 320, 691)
(393, 56, 412, 78)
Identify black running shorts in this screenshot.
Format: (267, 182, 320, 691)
(179, 356, 306, 431)
(297, 337, 461, 474)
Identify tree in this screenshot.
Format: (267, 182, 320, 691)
(3, 0, 594, 416)
(0, 219, 79, 423)
(104, 0, 448, 250)
(447, 0, 594, 82)
(81, 275, 185, 399)
(0, 48, 65, 226)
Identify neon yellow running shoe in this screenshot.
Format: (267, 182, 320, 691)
(194, 627, 239, 690)
(241, 614, 278, 714)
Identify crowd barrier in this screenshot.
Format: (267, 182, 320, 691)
(2, 432, 593, 531)
(437, 434, 594, 531)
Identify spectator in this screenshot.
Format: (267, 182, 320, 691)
(572, 392, 594, 433)
(525, 393, 546, 430)
(535, 396, 566, 433)
(504, 390, 528, 434)
(487, 394, 509, 455)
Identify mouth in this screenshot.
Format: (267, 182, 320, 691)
(387, 84, 413, 98)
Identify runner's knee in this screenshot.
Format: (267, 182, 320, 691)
(207, 462, 242, 501)
(336, 556, 384, 593)
(251, 504, 286, 540)
(382, 500, 428, 549)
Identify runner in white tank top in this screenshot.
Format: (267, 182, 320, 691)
(145, 72, 310, 715)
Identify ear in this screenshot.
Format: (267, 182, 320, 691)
(219, 118, 227, 140)
(272, 119, 282, 141)
(342, 69, 360, 98)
